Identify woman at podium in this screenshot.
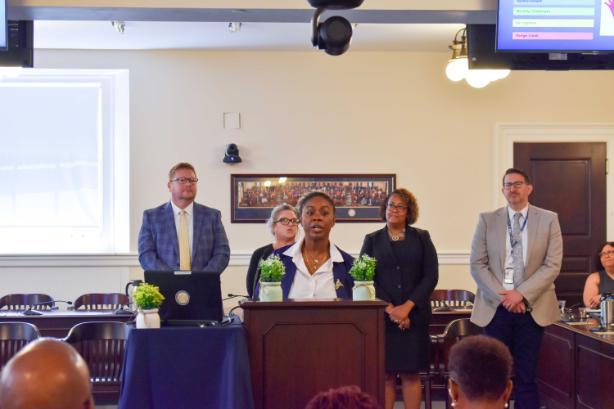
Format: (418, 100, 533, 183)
(266, 191, 355, 300)
(360, 188, 438, 409)
(246, 203, 299, 298)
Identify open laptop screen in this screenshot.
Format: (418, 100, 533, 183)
(144, 270, 223, 324)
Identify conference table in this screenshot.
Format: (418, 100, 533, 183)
(118, 317, 254, 409)
(537, 319, 614, 409)
(0, 310, 133, 338)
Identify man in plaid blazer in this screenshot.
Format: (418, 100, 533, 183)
(138, 163, 230, 273)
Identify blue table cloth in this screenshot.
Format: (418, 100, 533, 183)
(118, 319, 254, 409)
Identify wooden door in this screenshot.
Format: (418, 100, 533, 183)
(514, 142, 606, 306)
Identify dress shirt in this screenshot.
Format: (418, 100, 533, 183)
(285, 238, 344, 299)
(171, 201, 194, 251)
(504, 204, 528, 290)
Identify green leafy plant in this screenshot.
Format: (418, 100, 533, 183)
(259, 255, 286, 282)
(349, 255, 377, 281)
(133, 283, 165, 310)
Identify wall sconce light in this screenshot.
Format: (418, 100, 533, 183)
(445, 27, 510, 88)
(445, 28, 469, 82)
(223, 143, 242, 164)
(308, 0, 364, 56)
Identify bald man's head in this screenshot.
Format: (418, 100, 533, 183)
(0, 338, 94, 409)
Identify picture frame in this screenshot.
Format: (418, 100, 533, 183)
(231, 174, 396, 223)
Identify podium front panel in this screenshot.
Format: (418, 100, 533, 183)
(243, 300, 386, 409)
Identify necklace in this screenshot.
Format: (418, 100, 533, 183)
(389, 228, 406, 241)
(303, 250, 329, 272)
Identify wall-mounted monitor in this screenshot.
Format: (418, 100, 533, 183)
(0, 21, 33, 67)
(497, 0, 614, 52)
(470, 24, 614, 70)
(0, 0, 7, 50)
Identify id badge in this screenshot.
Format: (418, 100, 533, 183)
(504, 267, 514, 284)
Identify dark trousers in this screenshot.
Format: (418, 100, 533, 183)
(485, 306, 544, 409)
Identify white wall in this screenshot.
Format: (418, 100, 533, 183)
(2, 49, 613, 300)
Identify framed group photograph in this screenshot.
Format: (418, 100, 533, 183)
(231, 174, 396, 223)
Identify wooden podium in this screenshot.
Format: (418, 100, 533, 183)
(242, 300, 387, 409)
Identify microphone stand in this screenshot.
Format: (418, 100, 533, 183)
(22, 300, 73, 316)
(252, 266, 261, 301)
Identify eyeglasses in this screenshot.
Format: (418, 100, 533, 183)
(274, 217, 300, 226)
(503, 181, 525, 190)
(387, 203, 408, 211)
(171, 177, 199, 185)
(600, 250, 614, 257)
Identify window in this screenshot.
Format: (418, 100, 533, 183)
(0, 69, 129, 253)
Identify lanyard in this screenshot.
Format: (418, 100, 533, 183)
(506, 208, 528, 248)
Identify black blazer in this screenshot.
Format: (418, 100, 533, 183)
(360, 226, 438, 326)
(246, 243, 274, 298)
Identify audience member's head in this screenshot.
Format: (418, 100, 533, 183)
(304, 385, 381, 409)
(447, 335, 513, 409)
(0, 338, 94, 409)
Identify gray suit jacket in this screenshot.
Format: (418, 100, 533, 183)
(470, 204, 562, 327)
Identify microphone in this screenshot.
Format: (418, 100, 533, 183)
(224, 293, 250, 301)
(22, 300, 73, 316)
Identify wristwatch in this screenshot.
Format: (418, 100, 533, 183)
(523, 297, 533, 313)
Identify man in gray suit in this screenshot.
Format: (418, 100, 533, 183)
(138, 162, 230, 273)
(470, 168, 562, 409)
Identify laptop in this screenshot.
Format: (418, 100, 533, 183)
(144, 270, 223, 326)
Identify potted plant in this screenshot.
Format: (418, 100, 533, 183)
(349, 255, 377, 301)
(133, 283, 165, 328)
(258, 255, 286, 302)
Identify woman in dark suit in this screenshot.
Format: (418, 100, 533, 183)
(246, 203, 299, 298)
(360, 188, 438, 409)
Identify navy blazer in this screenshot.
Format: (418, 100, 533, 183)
(360, 226, 438, 326)
(254, 244, 355, 300)
(138, 201, 230, 273)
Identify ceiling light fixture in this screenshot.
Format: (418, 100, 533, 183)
(445, 27, 511, 88)
(228, 22, 242, 33)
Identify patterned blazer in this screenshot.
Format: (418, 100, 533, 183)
(138, 201, 230, 273)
